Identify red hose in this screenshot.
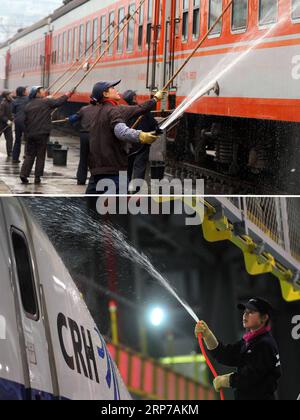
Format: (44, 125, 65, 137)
(198, 334, 225, 401)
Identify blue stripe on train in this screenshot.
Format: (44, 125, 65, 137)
(0, 377, 67, 400)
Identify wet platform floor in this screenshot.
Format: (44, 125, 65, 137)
(0, 132, 86, 195)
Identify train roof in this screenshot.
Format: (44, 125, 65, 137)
(0, 0, 90, 49)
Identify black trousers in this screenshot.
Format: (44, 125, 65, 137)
(20, 134, 49, 178)
(13, 123, 25, 161)
(1, 126, 13, 156)
(128, 144, 150, 182)
(77, 132, 90, 184)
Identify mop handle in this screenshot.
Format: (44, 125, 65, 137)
(47, 21, 115, 93)
(0, 125, 10, 136)
(198, 334, 225, 401)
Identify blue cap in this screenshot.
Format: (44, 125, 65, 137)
(123, 90, 137, 105)
(91, 80, 121, 102)
(29, 86, 43, 100)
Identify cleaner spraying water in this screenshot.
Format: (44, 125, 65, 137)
(195, 299, 282, 401)
(26, 198, 224, 399)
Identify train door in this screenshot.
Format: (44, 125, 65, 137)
(42, 32, 52, 87)
(0, 206, 28, 400)
(146, 0, 179, 109)
(162, 0, 179, 109)
(4, 50, 10, 89)
(145, 1, 164, 90)
(2, 200, 55, 400)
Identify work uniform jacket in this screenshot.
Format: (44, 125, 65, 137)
(0, 98, 13, 130)
(12, 96, 29, 127)
(89, 99, 157, 176)
(210, 331, 282, 400)
(24, 95, 68, 138)
(69, 104, 100, 133)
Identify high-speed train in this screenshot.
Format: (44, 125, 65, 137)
(0, 198, 131, 400)
(1, 0, 300, 192)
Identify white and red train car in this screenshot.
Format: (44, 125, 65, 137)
(1, 0, 300, 191)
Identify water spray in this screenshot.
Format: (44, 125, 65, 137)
(26, 199, 226, 400)
(161, 6, 294, 131)
(131, 0, 233, 130)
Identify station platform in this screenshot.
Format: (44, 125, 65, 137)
(0, 131, 86, 195)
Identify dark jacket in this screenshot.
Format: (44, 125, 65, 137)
(127, 109, 159, 133)
(12, 96, 29, 126)
(24, 95, 68, 137)
(210, 331, 282, 400)
(89, 99, 156, 176)
(0, 98, 13, 129)
(69, 104, 100, 133)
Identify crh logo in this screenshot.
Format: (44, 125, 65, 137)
(291, 315, 300, 340)
(57, 313, 120, 399)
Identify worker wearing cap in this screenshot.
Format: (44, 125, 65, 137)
(12, 86, 29, 164)
(0, 90, 14, 158)
(122, 90, 159, 183)
(88, 80, 165, 194)
(195, 298, 282, 400)
(20, 86, 74, 184)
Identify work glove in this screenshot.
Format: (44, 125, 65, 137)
(83, 62, 90, 72)
(213, 374, 233, 393)
(139, 131, 159, 145)
(154, 90, 167, 102)
(195, 321, 219, 350)
(6, 120, 13, 127)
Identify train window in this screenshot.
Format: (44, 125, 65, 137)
(57, 34, 61, 64)
(138, 3, 144, 49)
(100, 15, 107, 53)
(29, 46, 32, 69)
(31, 46, 34, 68)
(52, 36, 57, 64)
(209, 0, 222, 35)
(193, 0, 201, 38)
(35, 44, 38, 68)
(292, 0, 300, 20)
(259, 0, 278, 26)
(26, 48, 29, 69)
(127, 4, 136, 51)
(68, 30, 72, 63)
(79, 24, 84, 57)
(11, 229, 39, 320)
(32, 46, 35, 68)
(73, 27, 78, 61)
(108, 12, 115, 55)
(147, 0, 153, 46)
(34, 46, 36, 68)
(62, 32, 67, 64)
(182, 0, 189, 41)
(118, 8, 125, 53)
(85, 21, 92, 57)
(92, 18, 99, 54)
(232, 0, 248, 31)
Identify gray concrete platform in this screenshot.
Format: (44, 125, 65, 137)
(0, 132, 87, 195)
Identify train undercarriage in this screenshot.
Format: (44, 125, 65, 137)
(57, 100, 300, 195)
(166, 113, 300, 195)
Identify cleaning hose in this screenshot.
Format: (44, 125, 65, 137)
(198, 334, 225, 401)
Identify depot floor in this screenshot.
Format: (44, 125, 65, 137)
(0, 132, 86, 194)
